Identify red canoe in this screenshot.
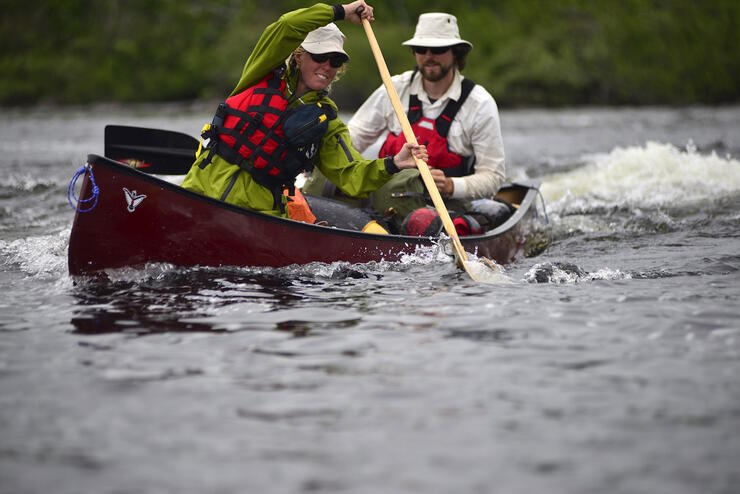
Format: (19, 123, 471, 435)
(68, 154, 542, 276)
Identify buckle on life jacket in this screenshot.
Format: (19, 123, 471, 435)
(202, 103, 227, 142)
(197, 103, 229, 168)
(196, 123, 210, 159)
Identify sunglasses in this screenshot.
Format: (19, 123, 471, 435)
(308, 52, 347, 68)
(411, 46, 451, 55)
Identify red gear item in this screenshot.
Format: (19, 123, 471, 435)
(402, 208, 482, 237)
(452, 214, 482, 236)
(401, 207, 442, 236)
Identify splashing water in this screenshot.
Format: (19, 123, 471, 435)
(463, 258, 512, 284)
(1, 231, 70, 278)
(524, 262, 633, 284)
(541, 141, 740, 214)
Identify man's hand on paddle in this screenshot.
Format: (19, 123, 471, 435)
(392, 145, 453, 196)
(430, 168, 454, 197)
(393, 143, 428, 170)
(344, 1, 374, 24)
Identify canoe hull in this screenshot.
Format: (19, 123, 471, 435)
(68, 155, 539, 275)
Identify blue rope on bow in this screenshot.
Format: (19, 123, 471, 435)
(67, 164, 99, 213)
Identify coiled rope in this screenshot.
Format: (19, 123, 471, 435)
(67, 164, 99, 213)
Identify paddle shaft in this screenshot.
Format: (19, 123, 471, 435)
(361, 19, 469, 266)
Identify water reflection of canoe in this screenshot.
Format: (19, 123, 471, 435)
(68, 153, 542, 276)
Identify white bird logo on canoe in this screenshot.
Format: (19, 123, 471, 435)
(123, 187, 147, 212)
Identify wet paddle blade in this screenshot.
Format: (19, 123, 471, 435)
(462, 257, 512, 284)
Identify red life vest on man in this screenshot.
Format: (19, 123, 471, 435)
(199, 68, 335, 208)
(379, 73, 476, 177)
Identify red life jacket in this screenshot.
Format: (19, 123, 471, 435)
(379, 74, 476, 177)
(199, 68, 334, 208)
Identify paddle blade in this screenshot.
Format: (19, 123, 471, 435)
(104, 125, 199, 175)
(463, 257, 512, 284)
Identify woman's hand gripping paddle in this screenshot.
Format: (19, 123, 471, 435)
(361, 18, 503, 282)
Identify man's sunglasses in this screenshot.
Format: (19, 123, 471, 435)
(309, 52, 348, 68)
(411, 46, 451, 55)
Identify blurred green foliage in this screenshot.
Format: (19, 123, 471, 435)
(1, 0, 738, 107)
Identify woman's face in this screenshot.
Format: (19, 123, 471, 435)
(297, 51, 340, 92)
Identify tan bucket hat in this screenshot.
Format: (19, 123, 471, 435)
(402, 13, 472, 49)
(301, 23, 349, 59)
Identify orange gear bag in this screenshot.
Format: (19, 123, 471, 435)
(284, 188, 316, 224)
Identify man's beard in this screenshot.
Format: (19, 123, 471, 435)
(419, 61, 454, 82)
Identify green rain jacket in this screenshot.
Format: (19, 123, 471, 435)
(182, 4, 395, 218)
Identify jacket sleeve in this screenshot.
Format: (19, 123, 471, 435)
(230, 4, 336, 96)
(316, 118, 395, 198)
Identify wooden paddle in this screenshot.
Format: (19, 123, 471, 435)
(104, 125, 199, 175)
(361, 19, 494, 280)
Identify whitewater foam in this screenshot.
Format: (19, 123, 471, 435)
(0, 230, 69, 278)
(541, 141, 740, 214)
(524, 262, 632, 284)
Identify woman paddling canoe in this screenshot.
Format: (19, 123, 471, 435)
(182, 2, 427, 221)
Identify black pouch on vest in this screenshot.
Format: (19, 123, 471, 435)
(282, 103, 337, 164)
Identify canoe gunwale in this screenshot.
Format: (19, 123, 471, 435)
(85, 154, 539, 241)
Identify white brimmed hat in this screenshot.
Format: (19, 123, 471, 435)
(301, 23, 349, 59)
(402, 13, 472, 49)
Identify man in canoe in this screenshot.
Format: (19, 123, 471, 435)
(305, 12, 507, 235)
(182, 2, 427, 221)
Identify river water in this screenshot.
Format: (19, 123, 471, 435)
(1, 103, 739, 494)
